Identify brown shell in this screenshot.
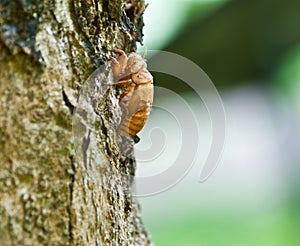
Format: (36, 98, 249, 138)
(110, 49, 154, 137)
(118, 83, 153, 137)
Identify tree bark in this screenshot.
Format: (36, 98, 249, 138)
(0, 0, 152, 245)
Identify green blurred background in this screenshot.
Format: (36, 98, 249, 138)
(135, 0, 300, 245)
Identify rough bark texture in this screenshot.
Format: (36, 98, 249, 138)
(0, 0, 152, 245)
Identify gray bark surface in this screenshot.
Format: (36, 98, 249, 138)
(0, 0, 152, 245)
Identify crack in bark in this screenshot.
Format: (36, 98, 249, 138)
(62, 87, 75, 114)
(68, 156, 76, 245)
(82, 129, 91, 170)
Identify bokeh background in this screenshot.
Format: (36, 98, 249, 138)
(135, 0, 300, 245)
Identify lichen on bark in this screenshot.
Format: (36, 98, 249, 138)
(0, 0, 152, 245)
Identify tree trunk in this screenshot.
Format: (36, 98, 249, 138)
(0, 0, 152, 245)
